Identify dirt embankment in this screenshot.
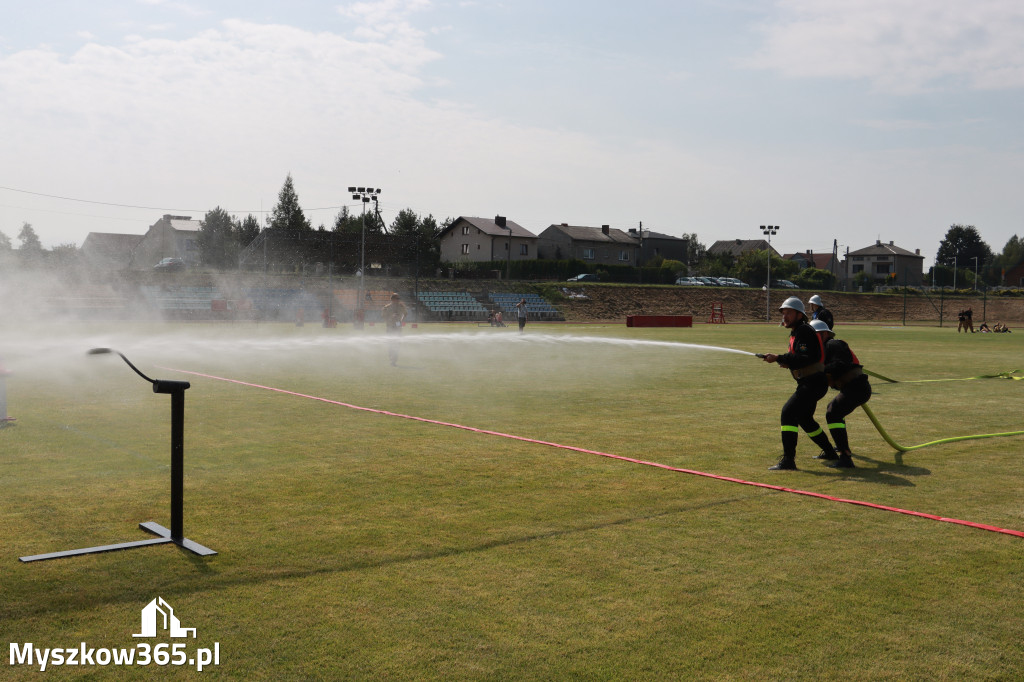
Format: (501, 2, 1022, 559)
(553, 286, 1024, 325)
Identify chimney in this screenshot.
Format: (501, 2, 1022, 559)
(602, 225, 610, 235)
(889, 241, 894, 246)
(561, 223, 568, 227)
(876, 239, 881, 246)
(494, 215, 506, 228)
(628, 228, 637, 234)
(915, 249, 920, 255)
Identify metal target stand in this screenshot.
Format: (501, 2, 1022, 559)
(20, 349, 216, 563)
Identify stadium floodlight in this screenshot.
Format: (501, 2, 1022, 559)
(19, 349, 216, 562)
(351, 187, 383, 311)
(761, 225, 779, 322)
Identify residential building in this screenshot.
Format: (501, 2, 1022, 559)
(785, 250, 842, 277)
(81, 232, 145, 271)
(628, 228, 689, 265)
(707, 238, 777, 259)
(842, 240, 924, 287)
(439, 216, 538, 264)
(129, 214, 202, 269)
(536, 224, 639, 265)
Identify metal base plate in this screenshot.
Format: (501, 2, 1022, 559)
(19, 523, 216, 562)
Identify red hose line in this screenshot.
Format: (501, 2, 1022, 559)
(165, 368, 1024, 540)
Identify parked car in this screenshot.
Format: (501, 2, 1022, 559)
(153, 257, 185, 272)
(772, 279, 800, 289)
(696, 276, 720, 286)
(567, 273, 600, 282)
(675, 276, 704, 286)
(717, 277, 749, 287)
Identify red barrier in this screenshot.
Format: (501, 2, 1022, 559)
(626, 315, 693, 328)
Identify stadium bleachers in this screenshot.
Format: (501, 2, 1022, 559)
(488, 292, 563, 321)
(417, 291, 488, 320)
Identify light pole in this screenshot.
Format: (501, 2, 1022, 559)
(761, 225, 779, 322)
(495, 215, 510, 280)
(348, 187, 381, 308)
(971, 256, 979, 290)
(953, 255, 957, 291)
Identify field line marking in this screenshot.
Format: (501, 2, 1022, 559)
(163, 367, 1024, 540)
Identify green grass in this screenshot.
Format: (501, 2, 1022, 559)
(2, 321, 1023, 680)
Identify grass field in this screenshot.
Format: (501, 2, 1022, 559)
(2, 320, 1023, 680)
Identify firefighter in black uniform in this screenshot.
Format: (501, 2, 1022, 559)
(807, 294, 834, 331)
(810, 320, 869, 469)
(761, 297, 839, 470)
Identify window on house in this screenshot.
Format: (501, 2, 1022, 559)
(461, 244, 469, 255)
(462, 225, 470, 235)
(520, 244, 528, 256)
(619, 250, 629, 262)
(583, 248, 595, 260)
(852, 264, 864, 273)
(875, 263, 891, 275)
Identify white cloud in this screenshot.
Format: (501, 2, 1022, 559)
(745, 0, 1024, 92)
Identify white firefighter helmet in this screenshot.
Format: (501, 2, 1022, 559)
(809, 319, 831, 333)
(779, 296, 805, 314)
(808, 294, 823, 307)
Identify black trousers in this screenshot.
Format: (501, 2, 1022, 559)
(780, 373, 829, 457)
(826, 375, 871, 452)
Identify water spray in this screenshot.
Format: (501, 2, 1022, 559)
(0, 359, 14, 426)
(20, 348, 216, 562)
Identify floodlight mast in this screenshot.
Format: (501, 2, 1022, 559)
(761, 225, 779, 322)
(350, 187, 382, 307)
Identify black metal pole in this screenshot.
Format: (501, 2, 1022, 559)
(169, 385, 185, 541)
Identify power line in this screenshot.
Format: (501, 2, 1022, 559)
(0, 184, 354, 215)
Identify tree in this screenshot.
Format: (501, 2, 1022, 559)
(198, 206, 237, 268)
(935, 224, 992, 267)
(993, 235, 1024, 285)
(794, 267, 838, 291)
(680, 232, 705, 266)
(0, 229, 10, 251)
(235, 214, 261, 249)
(267, 174, 312, 232)
(734, 249, 798, 287)
(17, 222, 44, 265)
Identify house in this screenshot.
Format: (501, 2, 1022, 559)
(707, 239, 777, 259)
(438, 216, 538, 264)
(785, 250, 842, 276)
(81, 232, 145, 271)
(842, 239, 924, 287)
(128, 214, 202, 269)
(627, 228, 689, 265)
(535, 224, 639, 265)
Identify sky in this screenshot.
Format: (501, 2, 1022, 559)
(2, 0, 1023, 265)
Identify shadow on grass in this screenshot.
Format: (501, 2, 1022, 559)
(786, 452, 931, 487)
(10, 491, 769, 618)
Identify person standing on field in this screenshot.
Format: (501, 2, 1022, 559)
(515, 298, 528, 333)
(807, 294, 834, 331)
(810, 320, 869, 469)
(381, 293, 407, 366)
(760, 297, 839, 470)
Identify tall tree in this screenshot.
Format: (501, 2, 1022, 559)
(267, 174, 312, 232)
(0, 229, 11, 250)
(17, 222, 43, 251)
(17, 222, 44, 265)
(235, 214, 261, 248)
(935, 224, 992, 267)
(332, 206, 361, 235)
(198, 206, 237, 268)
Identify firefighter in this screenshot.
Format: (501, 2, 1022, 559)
(810, 320, 869, 469)
(761, 297, 839, 470)
(807, 294, 834, 331)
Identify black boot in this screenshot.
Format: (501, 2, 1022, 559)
(769, 455, 797, 470)
(814, 450, 839, 461)
(826, 453, 855, 469)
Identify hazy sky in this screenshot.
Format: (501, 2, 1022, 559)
(2, 0, 1023, 264)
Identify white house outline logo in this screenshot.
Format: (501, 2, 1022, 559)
(133, 597, 196, 638)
